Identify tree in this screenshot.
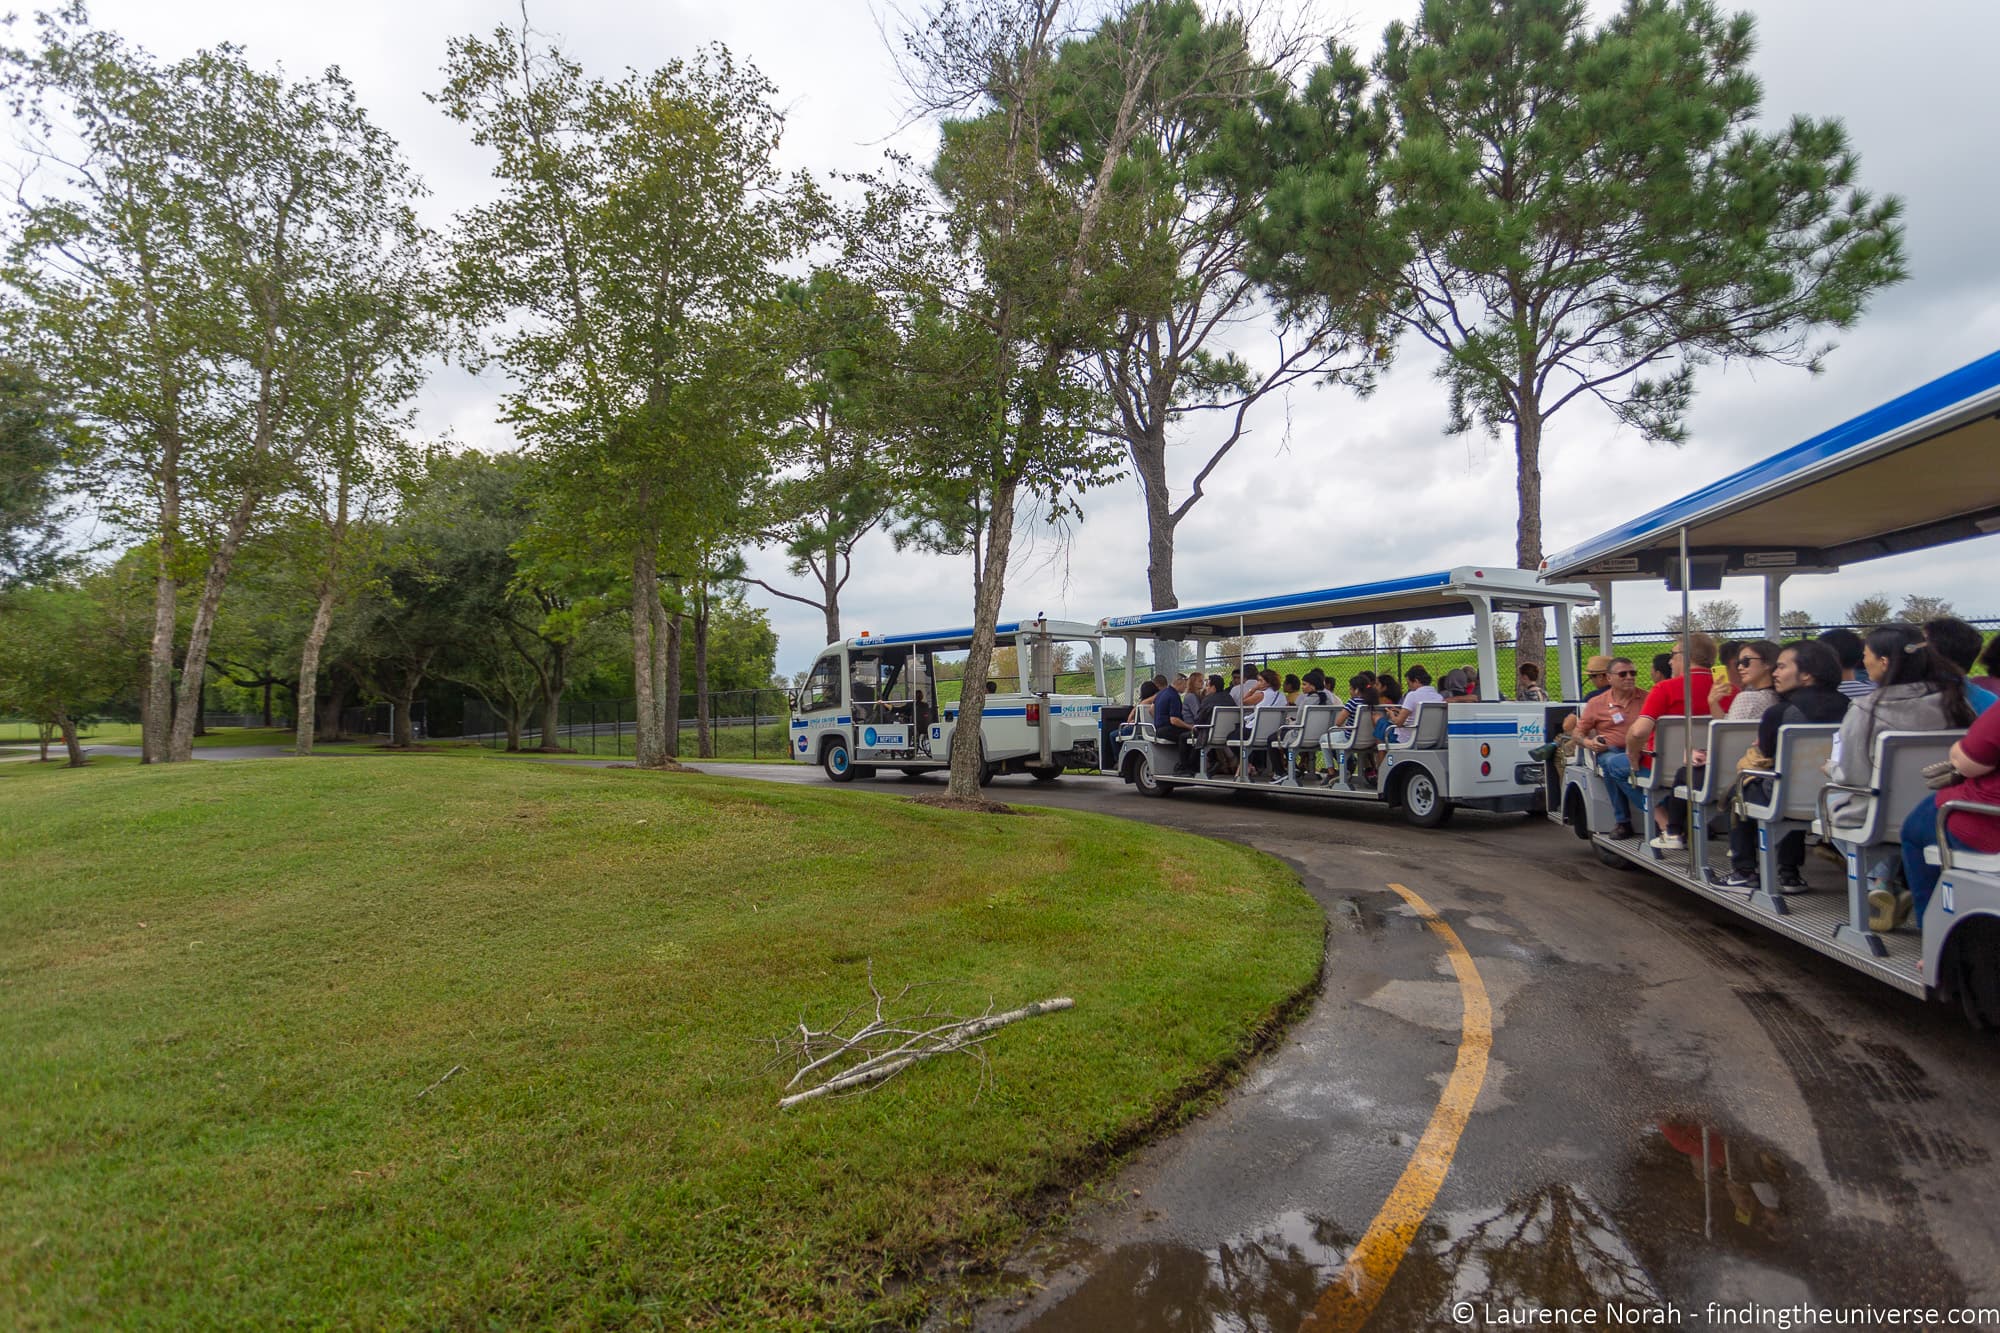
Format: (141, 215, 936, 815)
(1571, 608, 1600, 640)
(0, 577, 137, 765)
(1846, 595, 1892, 629)
(883, 0, 1181, 798)
(1379, 621, 1408, 649)
(1780, 608, 1815, 632)
(1898, 594, 1955, 625)
(1695, 599, 1741, 632)
(1297, 629, 1326, 657)
(437, 24, 808, 768)
(744, 270, 900, 645)
(1336, 628, 1371, 652)
(0, 354, 71, 587)
(1055, 2, 1389, 612)
(1251, 0, 1906, 671)
(6, 17, 430, 762)
(1409, 625, 1438, 649)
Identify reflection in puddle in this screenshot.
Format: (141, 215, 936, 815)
(1007, 1114, 1872, 1332)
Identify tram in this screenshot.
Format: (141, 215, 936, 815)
(1098, 568, 1597, 826)
(1541, 349, 2000, 1022)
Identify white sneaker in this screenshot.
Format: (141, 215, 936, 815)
(1649, 832, 1686, 851)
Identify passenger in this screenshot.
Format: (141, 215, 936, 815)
(1171, 671, 1190, 698)
(1922, 617, 1998, 715)
(1438, 666, 1478, 702)
(1581, 655, 1614, 702)
(1652, 652, 1674, 686)
(1194, 673, 1232, 775)
(1290, 670, 1334, 778)
(1322, 671, 1376, 785)
(1974, 634, 2000, 698)
(1657, 640, 1780, 843)
(1153, 673, 1189, 774)
(1825, 625, 1976, 832)
(1138, 679, 1158, 702)
(1387, 664, 1443, 744)
(1710, 641, 1850, 890)
(1552, 655, 1616, 753)
(1624, 632, 1717, 851)
(1284, 673, 1302, 705)
(986, 680, 999, 694)
(1369, 675, 1405, 780)
(1710, 640, 1745, 718)
(1583, 659, 1648, 839)
(1249, 668, 1291, 779)
(1228, 669, 1248, 705)
(1896, 697, 2000, 930)
(1517, 662, 1548, 702)
(1817, 628, 1874, 700)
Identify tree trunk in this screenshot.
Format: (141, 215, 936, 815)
(168, 493, 260, 761)
(663, 599, 683, 759)
(1513, 401, 1546, 684)
(144, 564, 177, 765)
(630, 541, 666, 766)
(505, 708, 522, 752)
(318, 677, 347, 742)
(391, 667, 422, 748)
(695, 590, 712, 759)
(260, 680, 273, 727)
(822, 539, 841, 645)
(37, 720, 51, 762)
(293, 583, 338, 756)
(1135, 426, 1178, 611)
(58, 710, 85, 768)
(948, 477, 1020, 799)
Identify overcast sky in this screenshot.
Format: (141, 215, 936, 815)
(82, 0, 2000, 673)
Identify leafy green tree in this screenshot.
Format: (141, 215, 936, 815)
(5, 17, 430, 762)
(745, 270, 900, 645)
(1897, 594, 1955, 625)
(1780, 608, 1816, 632)
(0, 353, 71, 586)
(0, 576, 139, 765)
(1251, 0, 1906, 668)
(883, 0, 1178, 798)
(1846, 595, 1892, 629)
(437, 26, 809, 768)
(1053, 1, 1391, 611)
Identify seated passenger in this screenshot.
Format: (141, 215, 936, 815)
(1895, 697, 2000, 930)
(1152, 674, 1188, 772)
(1625, 633, 1716, 852)
(1709, 640, 1745, 718)
(1437, 667, 1475, 702)
(1386, 665, 1442, 743)
(1710, 641, 1849, 890)
(1577, 657, 1647, 839)
(1817, 628, 1874, 701)
(1193, 673, 1232, 774)
(1652, 653, 1674, 687)
(1283, 673, 1302, 705)
(1517, 662, 1548, 702)
(1247, 668, 1290, 779)
(1975, 635, 2000, 698)
(1922, 617, 1998, 715)
(1657, 640, 1780, 844)
(1824, 625, 1975, 830)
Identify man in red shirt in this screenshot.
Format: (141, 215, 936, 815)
(1624, 632, 1717, 851)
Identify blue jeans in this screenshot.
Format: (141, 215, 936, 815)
(1598, 750, 1644, 826)
(1900, 795, 1969, 925)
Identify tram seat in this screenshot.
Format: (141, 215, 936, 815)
(1926, 801, 2000, 873)
(1638, 716, 1708, 794)
(1814, 730, 1966, 848)
(1230, 707, 1292, 761)
(1193, 706, 1242, 777)
(1679, 720, 1760, 805)
(1278, 704, 1343, 758)
(1324, 707, 1378, 757)
(1384, 703, 1446, 752)
(1738, 724, 1838, 824)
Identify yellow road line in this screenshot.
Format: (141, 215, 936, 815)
(1299, 881, 1493, 1333)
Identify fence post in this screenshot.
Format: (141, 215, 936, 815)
(752, 690, 758, 759)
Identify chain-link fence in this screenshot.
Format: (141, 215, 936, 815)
(1219, 618, 1999, 696)
(463, 689, 794, 759)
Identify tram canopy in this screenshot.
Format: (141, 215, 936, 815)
(846, 618, 1099, 651)
(1099, 567, 1597, 640)
(1541, 349, 2000, 585)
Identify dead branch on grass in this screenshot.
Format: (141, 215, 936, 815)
(769, 961, 1073, 1109)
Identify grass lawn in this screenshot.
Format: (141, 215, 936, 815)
(0, 723, 299, 749)
(0, 756, 1321, 1328)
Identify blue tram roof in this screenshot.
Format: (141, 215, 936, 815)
(1100, 567, 1595, 639)
(1542, 349, 2000, 583)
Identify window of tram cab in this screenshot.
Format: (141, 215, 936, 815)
(803, 655, 842, 711)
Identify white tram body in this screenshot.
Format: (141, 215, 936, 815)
(1542, 348, 2000, 1022)
(790, 618, 1109, 784)
(1099, 568, 1598, 827)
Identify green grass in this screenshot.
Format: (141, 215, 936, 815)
(474, 722, 795, 760)
(0, 756, 1321, 1329)
(0, 723, 298, 749)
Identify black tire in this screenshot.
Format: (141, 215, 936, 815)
(822, 739, 856, 783)
(977, 760, 995, 787)
(1950, 925, 2000, 1030)
(1028, 765, 1062, 783)
(1131, 752, 1172, 798)
(854, 765, 877, 780)
(1593, 841, 1632, 870)
(899, 767, 929, 779)
(1400, 768, 1454, 828)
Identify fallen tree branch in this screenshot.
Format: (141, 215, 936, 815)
(775, 994, 1075, 1110)
(415, 1064, 464, 1100)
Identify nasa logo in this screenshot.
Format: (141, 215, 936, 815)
(796, 737, 808, 754)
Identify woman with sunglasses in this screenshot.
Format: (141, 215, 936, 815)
(1710, 641, 1850, 891)
(1655, 641, 1783, 846)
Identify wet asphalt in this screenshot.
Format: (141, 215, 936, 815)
(698, 762, 2000, 1332)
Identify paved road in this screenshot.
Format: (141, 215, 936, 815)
(697, 763, 2000, 1331)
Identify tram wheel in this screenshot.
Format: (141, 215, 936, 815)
(1400, 770, 1454, 828)
(899, 767, 929, 779)
(821, 739, 855, 783)
(1132, 754, 1172, 798)
(1951, 927, 2000, 1030)
(1028, 765, 1062, 783)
